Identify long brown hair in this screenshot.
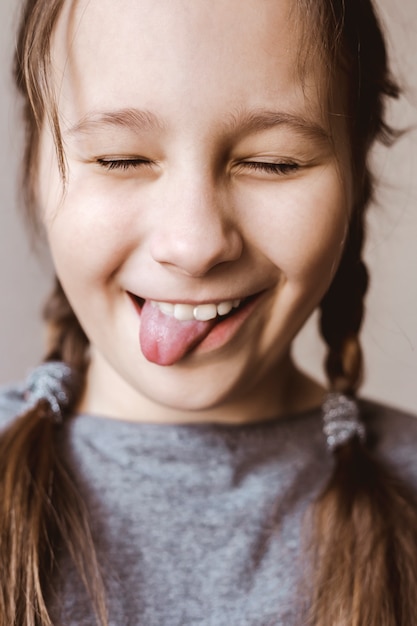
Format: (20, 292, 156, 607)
(2, 0, 417, 624)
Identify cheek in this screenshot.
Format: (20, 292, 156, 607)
(238, 167, 349, 284)
(43, 174, 143, 287)
(37, 128, 143, 286)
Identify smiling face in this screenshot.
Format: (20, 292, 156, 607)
(38, 0, 352, 423)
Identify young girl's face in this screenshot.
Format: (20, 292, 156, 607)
(38, 0, 352, 423)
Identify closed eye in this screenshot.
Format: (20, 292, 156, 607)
(241, 161, 300, 176)
(95, 157, 299, 176)
(96, 158, 153, 171)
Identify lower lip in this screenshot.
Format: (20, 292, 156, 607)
(192, 293, 264, 357)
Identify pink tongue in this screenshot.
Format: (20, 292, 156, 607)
(139, 300, 216, 365)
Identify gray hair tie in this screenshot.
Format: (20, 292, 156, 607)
(24, 361, 77, 422)
(322, 392, 366, 452)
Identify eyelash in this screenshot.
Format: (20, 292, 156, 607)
(96, 158, 299, 176)
(240, 161, 299, 176)
(96, 158, 152, 171)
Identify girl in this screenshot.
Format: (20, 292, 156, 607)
(1, 0, 417, 624)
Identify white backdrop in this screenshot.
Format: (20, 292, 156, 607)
(0, 1, 416, 414)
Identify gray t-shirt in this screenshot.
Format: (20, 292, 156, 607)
(1, 385, 417, 625)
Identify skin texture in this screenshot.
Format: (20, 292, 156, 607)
(38, 0, 352, 424)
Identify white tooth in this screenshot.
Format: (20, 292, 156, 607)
(232, 299, 241, 308)
(194, 303, 217, 321)
(158, 302, 175, 316)
(217, 301, 233, 316)
(174, 303, 195, 321)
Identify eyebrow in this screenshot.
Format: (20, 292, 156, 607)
(64, 106, 330, 144)
(65, 108, 166, 137)
(226, 108, 331, 143)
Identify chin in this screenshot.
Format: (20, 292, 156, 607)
(127, 356, 250, 419)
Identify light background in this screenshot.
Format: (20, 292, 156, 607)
(0, 1, 416, 413)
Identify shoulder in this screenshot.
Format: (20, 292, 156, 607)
(360, 398, 417, 483)
(0, 383, 27, 431)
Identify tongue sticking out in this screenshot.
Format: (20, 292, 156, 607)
(139, 300, 217, 366)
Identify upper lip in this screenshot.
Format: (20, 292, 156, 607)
(127, 291, 264, 306)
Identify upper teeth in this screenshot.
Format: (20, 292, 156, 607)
(151, 299, 241, 321)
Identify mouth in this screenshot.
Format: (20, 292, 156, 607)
(128, 291, 264, 365)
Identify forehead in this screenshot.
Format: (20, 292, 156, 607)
(52, 0, 328, 128)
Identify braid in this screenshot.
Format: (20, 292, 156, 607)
(309, 180, 417, 623)
(319, 196, 369, 393)
(307, 438, 417, 625)
(0, 280, 107, 625)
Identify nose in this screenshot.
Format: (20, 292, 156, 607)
(149, 174, 243, 277)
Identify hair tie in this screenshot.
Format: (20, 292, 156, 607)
(322, 392, 366, 452)
(24, 361, 77, 422)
